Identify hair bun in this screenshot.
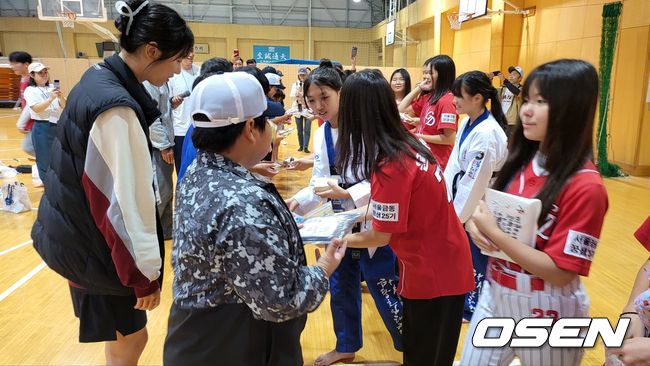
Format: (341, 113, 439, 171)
(319, 59, 334, 69)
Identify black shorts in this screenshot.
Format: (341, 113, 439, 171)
(69, 286, 147, 343)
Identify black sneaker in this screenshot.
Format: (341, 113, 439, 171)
(297, 147, 303, 152)
(303, 148, 310, 153)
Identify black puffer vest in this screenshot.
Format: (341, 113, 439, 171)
(31, 54, 163, 295)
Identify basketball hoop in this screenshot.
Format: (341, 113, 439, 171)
(59, 11, 77, 28)
(447, 13, 472, 30)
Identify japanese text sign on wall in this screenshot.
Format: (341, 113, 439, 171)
(194, 43, 210, 54)
(253, 45, 290, 62)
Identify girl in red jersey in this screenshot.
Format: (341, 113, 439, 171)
(338, 69, 474, 366)
(398, 55, 458, 170)
(460, 59, 608, 366)
(606, 216, 650, 366)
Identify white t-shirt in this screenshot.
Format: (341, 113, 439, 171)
(500, 87, 515, 115)
(24, 85, 61, 123)
(169, 64, 200, 136)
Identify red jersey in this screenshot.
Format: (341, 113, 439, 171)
(415, 92, 458, 170)
(499, 158, 608, 276)
(20, 75, 34, 131)
(371, 151, 474, 299)
(410, 93, 428, 117)
(635, 216, 650, 251)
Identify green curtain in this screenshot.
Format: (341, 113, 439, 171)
(596, 2, 623, 177)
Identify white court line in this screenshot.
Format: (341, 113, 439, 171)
(0, 262, 47, 302)
(0, 148, 23, 152)
(0, 240, 33, 257)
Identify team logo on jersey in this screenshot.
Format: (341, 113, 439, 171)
(371, 200, 399, 222)
(314, 154, 321, 162)
(415, 153, 429, 172)
(440, 113, 457, 124)
(424, 112, 436, 126)
(563, 229, 598, 261)
(538, 204, 559, 240)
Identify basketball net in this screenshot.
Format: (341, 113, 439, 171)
(59, 11, 77, 28)
(447, 12, 473, 30)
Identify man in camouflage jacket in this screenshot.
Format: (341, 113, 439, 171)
(163, 72, 345, 366)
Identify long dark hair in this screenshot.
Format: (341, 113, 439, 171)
(426, 55, 455, 105)
(492, 59, 599, 225)
(337, 69, 435, 182)
(390, 68, 411, 97)
(114, 0, 194, 63)
(451, 70, 507, 130)
(302, 59, 345, 102)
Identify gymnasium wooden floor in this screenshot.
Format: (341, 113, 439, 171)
(0, 108, 648, 365)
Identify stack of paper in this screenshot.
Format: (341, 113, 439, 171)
(481, 188, 542, 262)
(299, 213, 360, 244)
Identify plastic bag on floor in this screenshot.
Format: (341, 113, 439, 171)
(0, 163, 18, 179)
(1, 182, 32, 213)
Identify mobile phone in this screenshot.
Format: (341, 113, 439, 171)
(351, 46, 358, 58)
(53, 79, 60, 90)
(233, 48, 240, 57)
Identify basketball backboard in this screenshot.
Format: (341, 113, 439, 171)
(459, 0, 488, 23)
(37, 0, 107, 22)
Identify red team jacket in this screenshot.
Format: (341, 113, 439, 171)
(370, 151, 474, 299)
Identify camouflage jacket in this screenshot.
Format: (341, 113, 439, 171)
(172, 151, 329, 322)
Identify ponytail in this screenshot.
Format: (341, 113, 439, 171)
(489, 87, 508, 131)
(452, 70, 507, 131)
(303, 59, 344, 97)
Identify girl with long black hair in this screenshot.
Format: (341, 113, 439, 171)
(390, 68, 417, 131)
(398, 55, 458, 170)
(444, 70, 509, 321)
(340, 69, 474, 366)
(460, 59, 608, 365)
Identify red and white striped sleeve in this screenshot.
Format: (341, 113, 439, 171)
(81, 106, 161, 297)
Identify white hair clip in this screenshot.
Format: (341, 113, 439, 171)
(115, 0, 150, 36)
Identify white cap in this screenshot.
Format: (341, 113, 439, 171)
(508, 66, 524, 78)
(265, 73, 285, 89)
(185, 72, 268, 128)
(28, 62, 48, 73)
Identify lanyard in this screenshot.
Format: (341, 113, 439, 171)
(180, 68, 195, 91)
(37, 86, 50, 99)
(324, 121, 337, 173)
(458, 109, 490, 149)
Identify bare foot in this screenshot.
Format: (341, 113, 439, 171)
(314, 350, 355, 366)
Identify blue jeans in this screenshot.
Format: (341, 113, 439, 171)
(329, 245, 403, 353)
(31, 120, 57, 181)
(295, 116, 312, 150)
